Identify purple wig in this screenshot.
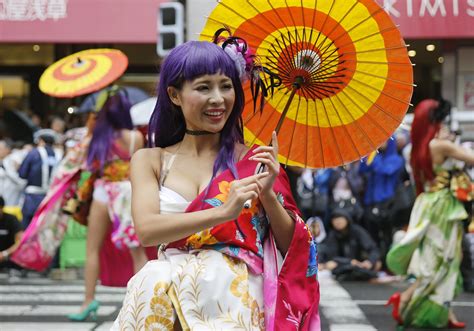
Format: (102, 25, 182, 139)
(148, 41, 245, 178)
(87, 90, 134, 171)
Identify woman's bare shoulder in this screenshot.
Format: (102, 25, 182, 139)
(132, 147, 162, 169)
(431, 138, 474, 165)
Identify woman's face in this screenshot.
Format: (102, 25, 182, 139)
(168, 73, 235, 133)
(310, 221, 320, 237)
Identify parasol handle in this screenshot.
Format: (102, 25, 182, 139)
(274, 77, 303, 134)
(243, 78, 302, 209)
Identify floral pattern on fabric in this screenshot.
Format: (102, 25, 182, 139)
(306, 240, 318, 278)
(11, 138, 90, 271)
(145, 282, 175, 330)
(113, 250, 266, 331)
(224, 255, 265, 330)
(180, 178, 263, 254)
(251, 213, 267, 257)
(429, 168, 473, 202)
(96, 178, 140, 250)
(387, 162, 468, 328)
(102, 159, 130, 181)
(114, 145, 320, 330)
(185, 229, 218, 249)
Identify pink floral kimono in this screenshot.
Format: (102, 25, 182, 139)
(11, 138, 148, 286)
(11, 138, 90, 271)
(113, 147, 320, 330)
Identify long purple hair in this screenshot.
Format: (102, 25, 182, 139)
(87, 90, 134, 171)
(148, 41, 245, 178)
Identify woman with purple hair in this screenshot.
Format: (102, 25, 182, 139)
(68, 87, 148, 321)
(113, 40, 320, 330)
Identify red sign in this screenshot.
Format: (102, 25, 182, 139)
(386, 0, 474, 38)
(0, 0, 166, 43)
(0, 0, 473, 42)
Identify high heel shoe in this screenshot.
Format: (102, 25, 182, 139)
(385, 292, 403, 324)
(68, 300, 100, 321)
(448, 319, 466, 329)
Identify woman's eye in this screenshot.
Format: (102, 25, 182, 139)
(196, 85, 209, 91)
(222, 84, 233, 90)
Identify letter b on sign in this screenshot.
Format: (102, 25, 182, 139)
(157, 2, 184, 57)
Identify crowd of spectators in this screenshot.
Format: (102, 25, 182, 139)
(298, 131, 418, 281)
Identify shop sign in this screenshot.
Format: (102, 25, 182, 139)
(0, 0, 473, 42)
(0, 0, 67, 21)
(385, 0, 474, 38)
(0, 0, 166, 43)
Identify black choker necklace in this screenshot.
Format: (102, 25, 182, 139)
(185, 129, 215, 136)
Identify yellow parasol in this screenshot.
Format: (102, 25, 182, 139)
(39, 49, 128, 98)
(201, 0, 413, 168)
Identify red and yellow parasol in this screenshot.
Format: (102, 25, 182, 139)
(39, 49, 128, 98)
(201, 0, 413, 168)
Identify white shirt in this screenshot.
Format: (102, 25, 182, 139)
(0, 150, 27, 206)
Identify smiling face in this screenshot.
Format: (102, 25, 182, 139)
(168, 73, 236, 133)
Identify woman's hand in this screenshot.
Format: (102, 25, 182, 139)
(248, 131, 280, 198)
(220, 172, 269, 220)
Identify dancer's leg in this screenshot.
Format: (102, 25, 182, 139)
(400, 279, 421, 311)
(82, 199, 110, 309)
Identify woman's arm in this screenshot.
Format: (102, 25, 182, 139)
(249, 132, 295, 254)
(131, 148, 267, 246)
(431, 139, 474, 166)
(259, 190, 295, 254)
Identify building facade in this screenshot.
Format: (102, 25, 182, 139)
(0, 0, 473, 130)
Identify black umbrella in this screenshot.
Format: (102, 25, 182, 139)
(77, 86, 150, 113)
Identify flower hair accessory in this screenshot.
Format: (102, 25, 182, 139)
(213, 26, 281, 113)
(223, 43, 250, 82)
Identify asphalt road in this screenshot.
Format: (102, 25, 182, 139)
(0, 270, 473, 330)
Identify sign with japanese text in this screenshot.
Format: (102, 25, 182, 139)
(0, 0, 473, 42)
(0, 0, 166, 43)
(0, 0, 67, 21)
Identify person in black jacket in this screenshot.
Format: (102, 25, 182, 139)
(0, 196, 23, 270)
(319, 208, 381, 281)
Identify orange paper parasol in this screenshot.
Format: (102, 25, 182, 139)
(39, 49, 128, 98)
(202, 0, 413, 168)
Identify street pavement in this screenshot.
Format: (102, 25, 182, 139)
(0, 270, 473, 330)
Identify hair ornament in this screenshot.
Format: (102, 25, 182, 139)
(212, 26, 281, 113)
(94, 85, 124, 112)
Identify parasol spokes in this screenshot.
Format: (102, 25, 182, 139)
(203, 0, 414, 170)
